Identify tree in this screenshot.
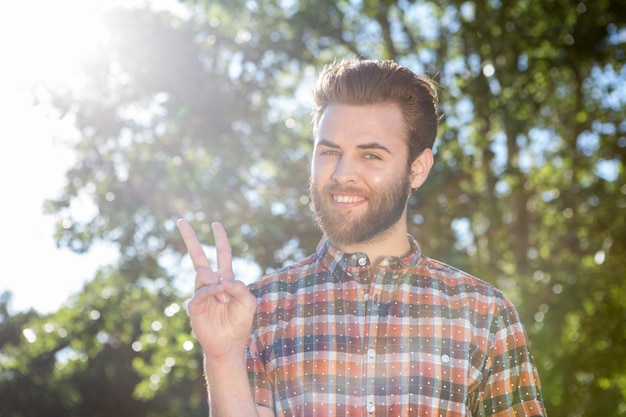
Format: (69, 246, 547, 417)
(2, 1, 623, 416)
(0, 267, 210, 416)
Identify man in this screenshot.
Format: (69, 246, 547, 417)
(177, 59, 547, 416)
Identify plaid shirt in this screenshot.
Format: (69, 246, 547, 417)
(246, 237, 546, 416)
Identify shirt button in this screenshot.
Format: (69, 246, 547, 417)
(358, 257, 367, 266)
(441, 354, 450, 364)
(367, 402, 375, 414)
(367, 348, 376, 360)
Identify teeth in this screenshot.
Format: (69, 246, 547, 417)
(334, 195, 364, 203)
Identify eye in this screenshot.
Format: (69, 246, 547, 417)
(364, 153, 382, 160)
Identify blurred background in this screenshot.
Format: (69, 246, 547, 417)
(0, 0, 624, 416)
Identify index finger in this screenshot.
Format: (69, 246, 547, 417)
(176, 219, 211, 270)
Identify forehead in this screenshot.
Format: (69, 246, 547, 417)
(315, 102, 408, 150)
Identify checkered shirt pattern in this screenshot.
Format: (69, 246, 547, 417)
(246, 237, 546, 416)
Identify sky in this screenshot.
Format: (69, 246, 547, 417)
(0, 0, 185, 314)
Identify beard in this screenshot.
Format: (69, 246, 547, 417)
(309, 172, 411, 247)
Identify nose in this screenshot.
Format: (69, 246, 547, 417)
(331, 155, 358, 185)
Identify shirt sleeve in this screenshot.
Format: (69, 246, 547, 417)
(472, 300, 547, 416)
(246, 331, 275, 411)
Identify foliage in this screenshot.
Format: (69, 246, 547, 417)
(0, 269, 207, 416)
(1, 1, 624, 416)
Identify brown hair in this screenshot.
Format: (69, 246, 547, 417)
(312, 59, 439, 165)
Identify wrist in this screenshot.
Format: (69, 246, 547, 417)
(203, 346, 247, 372)
(202, 348, 251, 402)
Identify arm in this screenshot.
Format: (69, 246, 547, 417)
(474, 302, 547, 417)
(203, 350, 275, 417)
(177, 219, 275, 417)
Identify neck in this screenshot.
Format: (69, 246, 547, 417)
(334, 219, 411, 266)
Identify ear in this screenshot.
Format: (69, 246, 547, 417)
(409, 149, 434, 190)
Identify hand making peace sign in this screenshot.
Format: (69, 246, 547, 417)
(177, 219, 257, 359)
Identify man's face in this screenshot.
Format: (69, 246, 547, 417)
(309, 102, 413, 248)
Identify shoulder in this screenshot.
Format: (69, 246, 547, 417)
(416, 257, 531, 344)
(248, 252, 320, 295)
(416, 255, 513, 308)
(248, 253, 324, 327)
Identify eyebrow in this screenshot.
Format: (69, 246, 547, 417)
(317, 139, 393, 155)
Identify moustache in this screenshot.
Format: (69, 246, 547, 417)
(322, 183, 368, 196)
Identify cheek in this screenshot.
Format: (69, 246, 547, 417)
(365, 168, 392, 187)
(311, 157, 333, 180)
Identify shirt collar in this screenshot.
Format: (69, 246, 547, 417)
(316, 235, 422, 275)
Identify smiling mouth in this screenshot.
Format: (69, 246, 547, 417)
(333, 195, 366, 203)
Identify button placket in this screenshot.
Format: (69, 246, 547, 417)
(353, 252, 378, 415)
(363, 287, 379, 417)
(367, 396, 376, 414)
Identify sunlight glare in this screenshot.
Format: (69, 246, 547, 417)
(2, 0, 114, 91)
(0, 0, 127, 313)
(0, 0, 186, 313)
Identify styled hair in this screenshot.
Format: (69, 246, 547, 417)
(312, 59, 439, 165)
